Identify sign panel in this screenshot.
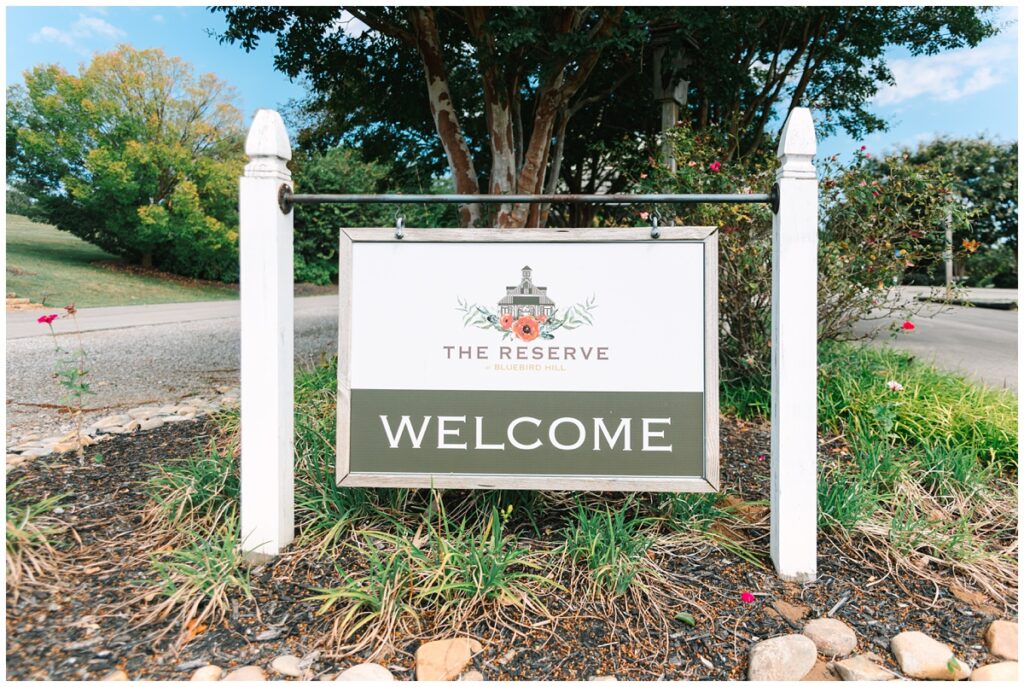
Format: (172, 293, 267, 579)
(337, 228, 718, 491)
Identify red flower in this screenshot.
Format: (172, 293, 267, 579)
(708, 161, 722, 172)
(499, 313, 514, 330)
(539, 314, 548, 324)
(860, 145, 866, 151)
(741, 591, 756, 604)
(513, 315, 540, 342)
(37, 314, 58, 325)
(901, 320, 915, 331)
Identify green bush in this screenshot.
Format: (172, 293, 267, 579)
(291, 148, 457, 284)
(631, 126, 968, 386)
(7, 46, 245, 281)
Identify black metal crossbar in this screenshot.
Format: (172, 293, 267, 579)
(279, 187, 780, 214)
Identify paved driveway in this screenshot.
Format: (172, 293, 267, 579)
(6, 295, 340, 445)
(850, 289, 1017, 393)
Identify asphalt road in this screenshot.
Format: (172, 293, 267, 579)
(849, 291, 1017, 393)
(7, 288, 1017, 447)
(6, 295, 339, 446)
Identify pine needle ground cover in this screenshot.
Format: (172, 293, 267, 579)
(5, 343, 1017, 679)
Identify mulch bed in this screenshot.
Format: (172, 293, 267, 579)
(5, 417, 1015, 681)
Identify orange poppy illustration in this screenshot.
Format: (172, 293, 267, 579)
(499, 313, 514, 330)
(513, 315, 541, 342)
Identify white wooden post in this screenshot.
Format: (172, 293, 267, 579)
(239, 109, 294, 559)
(770, 107, 818, 582)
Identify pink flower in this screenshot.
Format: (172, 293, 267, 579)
(639, 211, 650, 220)
(708, 161, 722, 172)
(887, 380, 904, 392)
(37, 314, 58, 325)
(741, 592, 756, 604)
(865, 153, 872, 159)
(871, 191, 879, 197)
(860, 145, 866, 151)
(901, 320, 915, 331)
(639, 172, 648, 179)
(756, 454, 767, 462)
(859, 181, 867, 187)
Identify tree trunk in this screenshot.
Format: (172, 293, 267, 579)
(141, 252, 153, 269)
(408, 7, 481, 227)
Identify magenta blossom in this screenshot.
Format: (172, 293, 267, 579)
(37, 314, 59, 325)
(708, 161, 722, 172)
(741, 591, 756, 604)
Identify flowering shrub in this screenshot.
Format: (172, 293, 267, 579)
(628, 125, 968, 388)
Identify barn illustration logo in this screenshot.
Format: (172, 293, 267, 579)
(456, 265, 597, 341)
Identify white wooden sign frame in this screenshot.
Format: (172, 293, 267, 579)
(238, 107, 819, 582)
(335, 227, 719, 492)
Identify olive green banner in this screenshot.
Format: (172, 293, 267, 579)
(350, 390, 704, 477)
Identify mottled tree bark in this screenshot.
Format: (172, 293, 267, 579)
(407, 7, 481, 227)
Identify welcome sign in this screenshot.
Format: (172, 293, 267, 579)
(336, 227, 718, 492)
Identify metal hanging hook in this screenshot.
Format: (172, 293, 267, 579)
(395, 214, 405, 240)
(649, 211, 660, 239)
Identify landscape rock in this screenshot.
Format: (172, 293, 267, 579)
(831, 655, 896, 681)
(890, 631, 971, 680)
(748, 634, 818, 681)
(93, 414, 130, 429)
(223, 665, 266, 681)
(271, 655, 304, 678)
(970, 661, 1017, 681)
(984, 620, 1017, 660)
(190, 665, 224, 681)
(416, 638, 483, 681)
(138, 417, 166, 431)
(589, 678, 617, 682)
(771, 600, 810, 627)
(101, 669, 129, 681)
(803, 618, 858, 657)
(335, 663, 395, 681)
(460, 669, 485, 680)
(801, 659, 838, 681)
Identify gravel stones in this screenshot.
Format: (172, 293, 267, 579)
(970, 661, 1018, 681)
(803, 618, 858, 657)
(101, 669, 129, 680)
(831, 654, 896, 681)
(891, 631, 971, 680)
(271, 655, 304, 678)
(190, 665, 224, 681)
(984, 620, 1017, 660)
(334, 663, 395, 681)
(416, 638, 483, 681)
(748, 634, 818, 681)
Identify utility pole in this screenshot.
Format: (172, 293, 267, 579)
(651, 27, 689, 173)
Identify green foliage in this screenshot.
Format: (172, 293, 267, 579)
(6, 482, 66, 559)
(7, 45, 245, 281)
(151, 514, 252, 603)
(291, 147, 456, 284)
(896, 137, 1017, 287)
(561, 499, 653, 596)
(635, 126, 965, 385)
(217, 6, 997, 227)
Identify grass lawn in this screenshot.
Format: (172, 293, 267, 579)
(5, 214, 238, 308)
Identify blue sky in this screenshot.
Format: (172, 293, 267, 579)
(5, 5, 1018, 162)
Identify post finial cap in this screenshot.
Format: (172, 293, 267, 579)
(777, 107, 816, 159)
(245, 109, 292, 161)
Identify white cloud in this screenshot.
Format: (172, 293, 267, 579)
(30, 26, 76, 47)
(29, 13, 125, 50)
(874, 35, 1015, 107)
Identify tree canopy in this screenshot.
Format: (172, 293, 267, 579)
(7, 45, 245, 280)
(214, 5, 997, 228)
